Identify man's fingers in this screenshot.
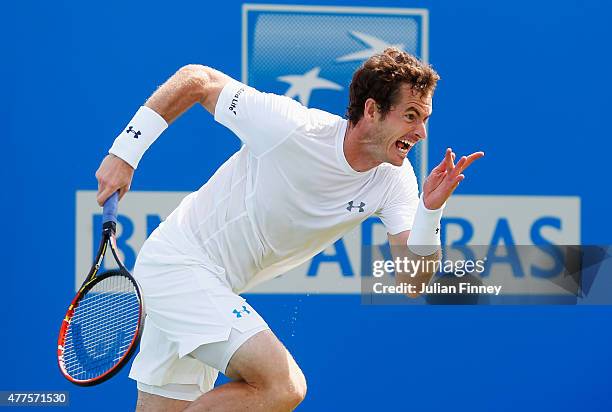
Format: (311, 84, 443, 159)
(433, 148, 450, 172)
(94, 154, 135, 206)
(98, 186, 128, 206)
(448, 151, 484, 176)
(429, 170, 447, 191)
(452, 156, 467, 176)
(96, 186, 113, 206)
(428, 149, 483, 203)
(458, 151, 485, 172)
(445, 148, 454, 173)
(118, 185, 130, 201)
(451, 174, 465, 191)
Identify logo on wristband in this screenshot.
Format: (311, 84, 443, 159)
(125, 126, 142, 139)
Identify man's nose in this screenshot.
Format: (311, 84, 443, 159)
(415, 121, 427, 140)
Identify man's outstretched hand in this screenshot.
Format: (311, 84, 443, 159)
(95, 154, 134, 206)
(422, 148, 484, 210)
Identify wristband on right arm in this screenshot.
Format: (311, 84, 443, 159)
(407, 195, 444, 256)
(108, 106, 168, 169)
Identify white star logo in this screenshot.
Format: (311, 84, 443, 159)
(336, 31, 405, 62)
(277, 67, 343, 106)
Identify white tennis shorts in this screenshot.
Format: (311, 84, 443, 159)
(128, 230, 269, 401)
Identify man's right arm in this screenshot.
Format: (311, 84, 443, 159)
(145, 65, 231, 123)
(95, 65, 230, 205)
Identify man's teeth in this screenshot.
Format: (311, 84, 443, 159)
(397, 139, 413, 150)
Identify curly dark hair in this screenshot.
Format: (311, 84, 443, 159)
(346, 48, 440, 125)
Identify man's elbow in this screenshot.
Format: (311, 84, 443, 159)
(175, 64, 213, 100)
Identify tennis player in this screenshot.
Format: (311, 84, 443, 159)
(96, 48, 483, 411)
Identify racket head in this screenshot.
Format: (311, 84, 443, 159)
(57, 269, 144, 386)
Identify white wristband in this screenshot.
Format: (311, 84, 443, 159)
(109, 106, 168, 169)
(407, 195, 444, 256)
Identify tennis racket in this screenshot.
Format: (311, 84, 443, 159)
(58, 192, 145, 386)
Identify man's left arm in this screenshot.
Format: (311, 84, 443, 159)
(389, 148, 484, 297)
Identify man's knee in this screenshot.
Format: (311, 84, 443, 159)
(226, 329, 307, 408)
(266, 366, 307, 409)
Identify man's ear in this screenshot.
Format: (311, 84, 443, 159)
(363, 98, 379, 122)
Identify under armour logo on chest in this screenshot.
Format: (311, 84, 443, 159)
(233, 306, 251, 318)
(347, 201, 365, 212)
(125, 126, 141, 139)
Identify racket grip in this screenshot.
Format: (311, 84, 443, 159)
(103, 191, 119, 224)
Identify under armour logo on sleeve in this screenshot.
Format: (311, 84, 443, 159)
(232, 305, 251, 318)
(125, 126, 142, 139)
(435, 228, 440, 234)
(346, 201, 365, 212)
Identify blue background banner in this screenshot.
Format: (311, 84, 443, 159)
(3, 1, 612, 411)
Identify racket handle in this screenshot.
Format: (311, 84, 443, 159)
(103, 192, 119, 224)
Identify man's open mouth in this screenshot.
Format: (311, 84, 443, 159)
(395, 139, 414, 154)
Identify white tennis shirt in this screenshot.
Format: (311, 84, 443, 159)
(154, 80, 419, 293)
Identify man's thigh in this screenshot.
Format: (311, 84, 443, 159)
(223, 329, 305, 388)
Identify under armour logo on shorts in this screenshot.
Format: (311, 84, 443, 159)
(346, 201, 365, 212)
(232, 306, 251, 318)
(126, 126, 142, 139)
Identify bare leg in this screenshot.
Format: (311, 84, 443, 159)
(135, 391, 190, 412)
(184, 330, 307, 412)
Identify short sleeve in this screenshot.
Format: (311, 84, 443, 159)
(376, 160, 420, 235)
(214, 80, 310, 157)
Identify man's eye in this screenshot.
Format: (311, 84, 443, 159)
(406, 113, 416, 121)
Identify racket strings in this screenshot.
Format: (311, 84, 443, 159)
(62, 275, 141, 380)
